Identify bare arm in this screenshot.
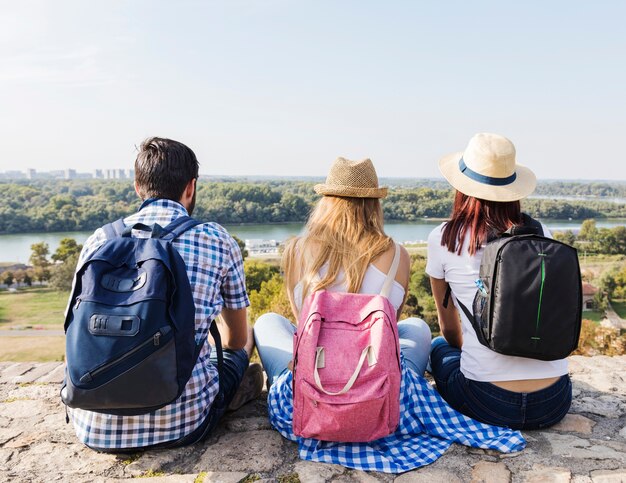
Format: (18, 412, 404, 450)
(430, 277, 463, 349)
(395, 246, 411, 320)
(217, 307, 248, 350)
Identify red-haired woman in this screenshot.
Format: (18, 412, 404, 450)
(426, 133, 572, 430)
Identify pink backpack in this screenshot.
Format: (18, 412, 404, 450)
(292, 244, 402, 442)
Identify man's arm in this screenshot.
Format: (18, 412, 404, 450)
(216, 307, 248, 350)
(215, 233, 251, 351)
(430, 277, 463, 349)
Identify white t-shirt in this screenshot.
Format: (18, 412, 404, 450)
(425, 222, 568, 382)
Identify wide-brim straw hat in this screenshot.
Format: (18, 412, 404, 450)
(314, 157, 388, 199)
(438, 132, 537, 202)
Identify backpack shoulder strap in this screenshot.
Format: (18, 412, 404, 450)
(102, 219, 127, 239)
(209, 322, 224, 395)
(161, 216, 203, 241)
(456, 298, 475, 324)
(521, 213, 544, 236)
(442, 283, 475, 323)
(380, 243, 401, 299)
(501, 214, 544, 237)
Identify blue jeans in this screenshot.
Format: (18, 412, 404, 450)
(254, 313, 432, 385)
(429, 336, 572, 430)
(90, 347, 249, 452)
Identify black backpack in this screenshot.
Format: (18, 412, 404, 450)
(448, 214, 582, 361)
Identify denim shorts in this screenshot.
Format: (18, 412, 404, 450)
(429, 337, 572, 430)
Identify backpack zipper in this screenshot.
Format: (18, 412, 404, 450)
(79, 327, 169, 383)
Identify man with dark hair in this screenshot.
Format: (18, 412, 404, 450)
(67, 137, 262, 450)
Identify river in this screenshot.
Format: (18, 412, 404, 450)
(0, 219, 624, 264)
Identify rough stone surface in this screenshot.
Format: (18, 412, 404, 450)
(0, 355, 624, 482)
(546, 433, 626, 461)
(294, 461, 345, 482)
(571, 395, 625, 418)
(195, 430, 284, 472)
(198, 472, 250, 483)
(12, 361, 62, 384)
(395, 469, 463, 482)
(470, 461, 510, 483)
(551, 414, 596, 434)
(0, 363, 34, 382)
(520, 464, 571, 483)
(111, 476, 199, 483)
(590, 469, 626, 482)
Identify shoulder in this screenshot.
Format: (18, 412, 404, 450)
(396, 243, 410, 270)
(189, 221, 237, 244)
(539, 222, 553, 239)
(185, 221, 244, 263)
(427, 222, 447, 250)
(427, 222, 447, 241)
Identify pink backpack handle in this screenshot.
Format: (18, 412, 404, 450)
(313, 345, 375, 396)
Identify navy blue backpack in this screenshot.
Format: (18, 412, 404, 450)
(62, 216, 222, 415)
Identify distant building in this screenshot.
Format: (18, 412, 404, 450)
(127, 169, 135, 179)
(64, 169, 77, 180)
(245, 239, 279, 255)
(93, 169, 103, 179)
(49, 170, 64, 179)
(582, 282, 599, 311)
(5, 170, 24, 180)
(26, 169, 37, 180)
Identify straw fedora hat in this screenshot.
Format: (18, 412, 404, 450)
(314, 157, 388, 199)
(438, 133, 536, 202)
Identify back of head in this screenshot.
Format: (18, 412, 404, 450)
(283, 157, 392, 299)
(442, 191, 522, 256)
(438, 133, 535, 255)
(134, 137, 199, 201)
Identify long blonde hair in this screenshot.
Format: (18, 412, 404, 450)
(283, 196, 392, 303)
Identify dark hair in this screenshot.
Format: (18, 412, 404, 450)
(134, 137, 199, 201)
(441, 190, 522, 256)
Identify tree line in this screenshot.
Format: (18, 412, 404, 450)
(553, 219, 626, 256)
(1, 179, 626, 235)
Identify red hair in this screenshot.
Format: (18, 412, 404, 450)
(441, 191, 522, 256)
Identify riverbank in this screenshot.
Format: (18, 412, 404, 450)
(0, 356, 624, 481)
(2, 218, 625, 264)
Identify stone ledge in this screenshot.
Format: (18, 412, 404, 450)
(0, 355, 624, 482)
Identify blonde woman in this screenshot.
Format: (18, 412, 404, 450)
(254, 158, 430, 387)
(253, 157, 526, 473)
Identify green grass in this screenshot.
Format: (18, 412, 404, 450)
(0, 287, 67, 328)
(0, 336, 65, 362)
(611, 299, 626, 319)
(582, 310, 605, 323)
(579, 254, 626, 277)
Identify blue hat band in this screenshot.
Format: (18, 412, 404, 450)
(459, 158, 517, 186)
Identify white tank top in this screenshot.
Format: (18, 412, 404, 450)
(293, 244, 406, 313)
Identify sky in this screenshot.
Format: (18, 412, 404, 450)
(0, 0, 625, 180)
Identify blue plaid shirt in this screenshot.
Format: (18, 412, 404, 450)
(268, 356, 526, 473)
(68, 199, 249, 449)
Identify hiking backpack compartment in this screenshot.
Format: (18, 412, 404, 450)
(62, 217, 206, 415)
(467, 230, 582, 361)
